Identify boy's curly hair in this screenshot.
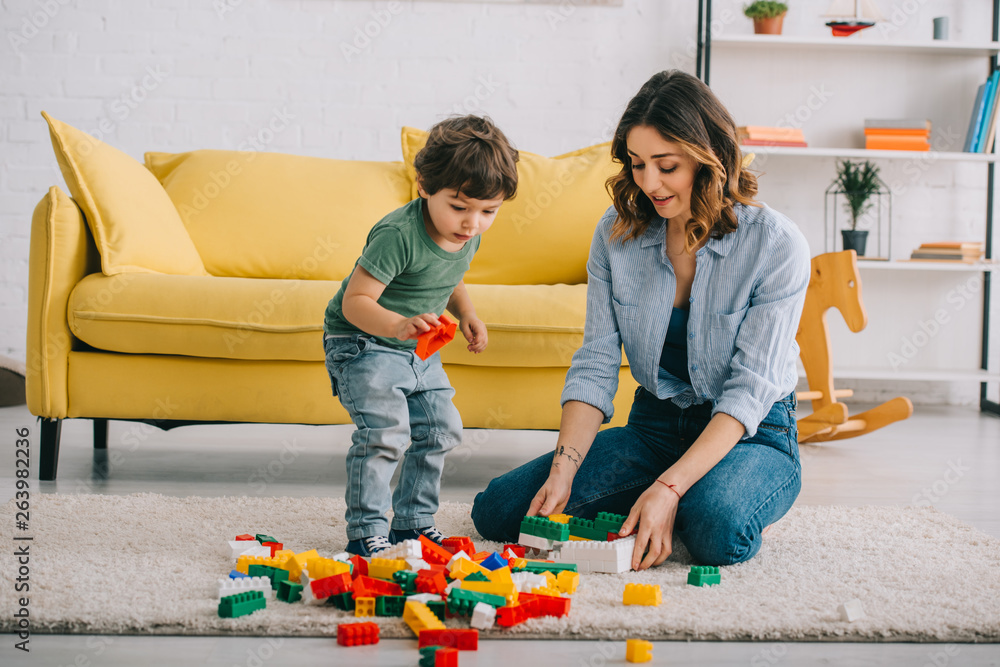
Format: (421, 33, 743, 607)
(414, 115, 519, 201)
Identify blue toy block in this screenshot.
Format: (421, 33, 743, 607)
(229, 570, 249, 579)
(480, 552, 508, 571)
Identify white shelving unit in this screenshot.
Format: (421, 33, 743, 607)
(696, 1, 999, 413)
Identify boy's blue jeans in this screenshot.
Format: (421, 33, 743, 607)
(324, 334, 463, 541)
(471, 386, 801, 566)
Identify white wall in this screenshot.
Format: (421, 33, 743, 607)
(1, 0, 997, 405)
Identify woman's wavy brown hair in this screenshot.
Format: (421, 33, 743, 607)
(607, 70, 759, 250)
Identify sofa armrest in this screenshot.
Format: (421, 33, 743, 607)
(26, 186, 101, 418)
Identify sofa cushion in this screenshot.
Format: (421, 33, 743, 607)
(144, 150, 412, 281)
(40, 112, 208, 277)
(66, 276, 607, 368)
(401, 127, 618, 286)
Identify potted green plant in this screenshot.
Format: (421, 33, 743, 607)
(834, 159, 882, 256)
(744, 1, 788, 34)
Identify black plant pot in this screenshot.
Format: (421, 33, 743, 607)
(841, 229, 869, 256)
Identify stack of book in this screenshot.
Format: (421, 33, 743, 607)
(864, 119, 931, 151)
(964, 70, 1000, 153)
(737, 126, 807, 147)
(909, 242, 984, 263)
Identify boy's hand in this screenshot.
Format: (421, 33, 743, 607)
(461, 317, 488, 353)
(395, 313, 441, 341)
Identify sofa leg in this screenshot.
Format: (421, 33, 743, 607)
(94, 418, 108, 449)
(39, 418, 62, 481)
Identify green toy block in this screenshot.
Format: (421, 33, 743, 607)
(593, 511, 628, 535)
(254, 534, 278, 544)
(419, 646, 443, 667)
(521, 561, 578, 575)
(375, 595, 408, 617)
(329, 591, 355, 611)
(463, 571, 490, 582)
(426, 600, 446, 622)
(276, 580, 303, 603)
(519, 516, 570, 542)
(218, 590, 266, 618)
(567, 516, 607, 541)
(392, 570, 418, 594)
(247, 564, 290, 590)
(688, 565, 721, 587)
(448, 587, 506, 615)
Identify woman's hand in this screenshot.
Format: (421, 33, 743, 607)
(619, 482, 681, 571)
(526, 466, 574, 518)
(461, 316, 488, 353)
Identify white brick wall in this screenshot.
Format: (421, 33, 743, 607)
(0, 0, 996, 405)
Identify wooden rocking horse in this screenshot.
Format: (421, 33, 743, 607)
(795, 250, 913, 442)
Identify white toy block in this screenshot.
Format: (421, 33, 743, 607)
(470, 601, 497, 630)
(444, 579, 462, 595)
(407, 592, 443, 605)
(518, 532, 557, 551)
(447, 550, 471, 567)
(217, 576, 273, 599)
(382, 539, 422, 561)
(225, 540, 270, 559)
(553, 536, 635, 574)
(330, 552, 352, 563)
(838, 599, 865, 622)
(406, 557, 430, 572)
(511, 571, 547, 593)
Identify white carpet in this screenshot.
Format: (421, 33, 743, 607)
(1, 493, 998, 642)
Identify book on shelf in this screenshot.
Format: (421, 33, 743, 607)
(864, 119, 930, 151)
(864, 118, 931, 131)
(964, 83, 988, 152)
(866, 135, 931, 151)
(920, 241, 983, 251)
(910, 241, 984, 262)
(740, 139, 810, 147)
(737, 126, 806, 146)
(965, 70, 1000, 153)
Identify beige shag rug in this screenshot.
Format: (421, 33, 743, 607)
(1, 493, 998, 642)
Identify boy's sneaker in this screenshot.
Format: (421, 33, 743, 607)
(389, 526, 446, 546)
(345, 535, 392, 557)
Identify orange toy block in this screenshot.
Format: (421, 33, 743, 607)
(415, 313, 458, 360)
(419, 535, 454, 566)
(442, 536, 475, 555)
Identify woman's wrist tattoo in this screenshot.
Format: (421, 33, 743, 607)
(555, 445, 583, 469)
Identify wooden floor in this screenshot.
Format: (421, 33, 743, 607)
(1, 401, 998, 666)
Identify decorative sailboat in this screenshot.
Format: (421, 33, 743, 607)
(824, 0, 883, 37)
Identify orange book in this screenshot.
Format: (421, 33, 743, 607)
(866, 136, 930, 151)
(920, 241, 982, 250)
(737, 126, 805, 142)
(864, 128, 930, 137)
(741, 139, 809, 147)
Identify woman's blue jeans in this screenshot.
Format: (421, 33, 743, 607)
(471, 387, 801, 566)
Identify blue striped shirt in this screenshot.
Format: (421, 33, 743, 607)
(561, 202, 811, 439)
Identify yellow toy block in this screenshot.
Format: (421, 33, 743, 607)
(531, 586, 563, 598)
(556, 570, 580, 595)
(546, 513, 572, 524)
(508, 557, 527, 570)
(461, 580, 519, 604)
(277, 549, 319, 581)
(623, 583, 662, 607)
(355, 596, 376, 617)
(368, 558, 408, 581)
(304, 557, 350, 580)
(403, 600, 445, 635)
(235, 554, 287, 575)
(542, 571, 558, 589)
(486, 566, 513, 585)
(567, 535, 590, 541)
(449, 557, 489, 580)
(626, 638, 653, 663)
(273, 549, 295, 561)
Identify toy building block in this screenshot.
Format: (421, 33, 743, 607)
(407, 592, 443, 605)
(567, 516, 608, 541)
(531, 585, 563, 598)
(254, 534, 278, 544)
(404, 600, 446, 635)
(308, 572, 352, 599)
(418, 535, 454, 566)
(419, 646, 459, 667)
(368, 557, 408, 581)
(460, 579, 517, 604)
(442, 536, 475, 555)
(349, 555, 368, 578)
(248, 564, 290, 590)
(546, 513, 572, 524)
(235, 534, 256, 541)
(427, 600, 447, 622)
(418, 628, 479, 651)
(415, 313, 458, 361)
(447, 550, 471, 567)
(519, 560, 579, 575)
(448, 588, 506, 615)
(448, 557, 489, 580)
(623, 583, 661, 606)
(687, 566, 721, 587)
(519, 592, 571, 618)
(218, 590, 266, 618)
(556, 570, 580, 595)
(511, 571, 548, 593)
(354, 596, 376, 617)
(352, 575, 403, 599)
(236, 553, 289, 575)
(470, 601, 497, 629)
(407, 557, 431, 572)
(393, 569, 418, 594)
(463, 571, 490, 583)
(380, 538, 422, 561)
(229, 569, 248, 579)
(495, 597, 542, 627)
(218, 576, 273, 600)
(330, 592, 355, 611)
(277, 580, 303, 603)
(502, 544, 526, 559)
(305, 557, 351, 580)
(280, 548, 319, 581)
(552, 536, 635, 574)
(520, 515, 570, 542)
(416, 570, 449, 595)
(838, 598, 865, 622)
(337, 621, 380, 647)
(225, 540, 268, 559)
(593, 511, 629, 534)
(480, 552, 508, 571)
(260, 541, 283, 557)
(626, 639, 653, 663)
(375, 595, 408, 617)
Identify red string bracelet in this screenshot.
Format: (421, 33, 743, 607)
(656, 479, 682, 499)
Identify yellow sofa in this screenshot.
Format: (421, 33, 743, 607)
(27, 115, 639, 480)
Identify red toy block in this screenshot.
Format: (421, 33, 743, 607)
(415, 313, 458, 361)
(418, 628, 479, 651)
(261, 541, 283, 557)
(518, 592, 571, 618)
(433, 647, 459, 667)
(419, 535, 454, 566)
(352, 575, 403, 599)
(349, 555, 368, 579)
(415, 570, 448, 595)
(337, 621, 380, 647)
(235, 534, 256, 541)
(496, 598, 542, 628)
(442, 536, 475, 556)
(311, 572, 353, 599)
(502, 544, 526, 558)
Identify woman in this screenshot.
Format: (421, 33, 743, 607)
(471, 70, 810, 570)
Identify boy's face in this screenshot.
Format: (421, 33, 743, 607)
(418, 184, 504, 252)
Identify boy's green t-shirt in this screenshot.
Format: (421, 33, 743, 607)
(323, 198, 480, 351)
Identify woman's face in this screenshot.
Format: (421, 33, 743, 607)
(626, 125, 699, 225)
